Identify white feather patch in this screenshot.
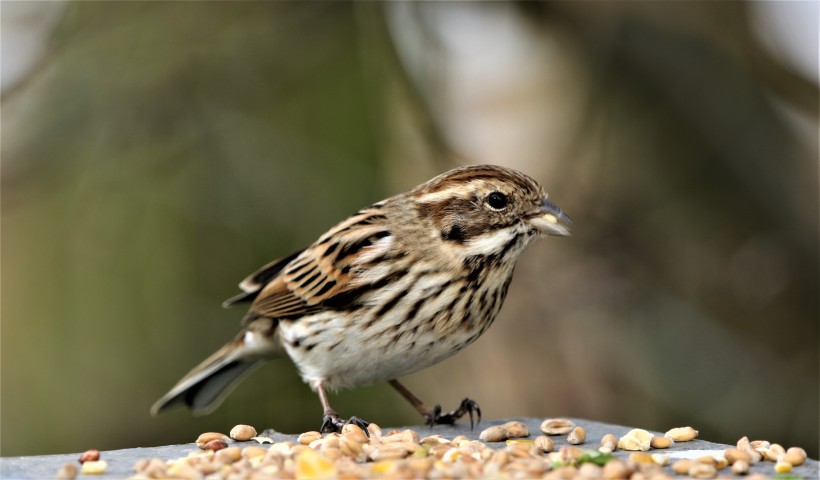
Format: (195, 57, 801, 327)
(464, 228, 516, 256)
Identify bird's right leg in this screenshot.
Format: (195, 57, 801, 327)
(388, 379, 481, 429)
(316, 380, 370, 433)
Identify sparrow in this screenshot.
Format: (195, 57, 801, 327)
(151, 164, 571, 432)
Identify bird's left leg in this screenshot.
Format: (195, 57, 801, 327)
(388, 379, 481, 429)
(316, 380, 369, 433)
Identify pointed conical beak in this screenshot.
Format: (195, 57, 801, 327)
(529, 197, 572, 236)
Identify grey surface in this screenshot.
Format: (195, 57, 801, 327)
(2, 418, 817, 479)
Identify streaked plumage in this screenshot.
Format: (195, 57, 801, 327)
(151, 164, 571, 431)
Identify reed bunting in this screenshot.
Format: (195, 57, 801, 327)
(152, 164, 571, 432)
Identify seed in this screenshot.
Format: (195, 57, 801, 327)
(196, 432, 229, 450)
(381, 429, 420, 444)
(560, 446, 584, 461)
(195, 461, 219, 475)
(696, 455, 716, 465)
(166, 461, 199, 480)
(441, 447, 463, 463)
(421, 435, 448, 446)
(319, 435, 340, 450)
(601, 459, 631, 480)
(502, 421, 530, 439)
(296, 448, 337, 479)
(203, 439, 227, 451)
(688, 462, 717, 479)
(577, 462, 602, 479)
(369, 460, 398, 476)
(412, 445, 432, 458)
(242, 446, 268, 459)
(628, 452, 654, 464)
(322, 447, 341, 462)
(368, 444, 413, 461)
(78, 449, 100, 464)
(133, 458, 149, 472)
(56, 463, 78, 480)
(298, 431, 323, 445)
(479, 425, 508, 442)
(366, 423, 383, 438)
(599, 433, 618, 453)
(671, 459, 692, 475)
(133, 424, 774, 479)
(80, 460, 108, 475)
(650, 436, 673, 449)
(761, 447, 780, 462)
(215, 446, 242, 463)
(769, 443, 785, 456)
(408, 456, 434, 474)
(229, 424, 257, 441)
(341, 424, 368, 444)
(269, 441, 293, 456)
(187, 448, 214, 459)
(139, 458, 166, 476)
(732, 459, 750, 475)
(490, 449, 510, 465)
(618, 428, 653, 451)
(427, 443, 451, 458)
(724, 447, 751, 464)
(534, 435, 554, 453)
(774, 460, 792, 473)
(749, 440, 770, 452)
(665, 426, 698, 442)
(544, 465, 576, 479)
(506, 441, 535, 458)
(339, 436, 364, 460)
(506, 439, 534, 446)
(784, 446, 807, 466)
(567, 426, 585, 445)
(540, 418, 575, 435)
(746, 448, 763, 463)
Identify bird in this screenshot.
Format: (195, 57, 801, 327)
(151, 164, 571, 433)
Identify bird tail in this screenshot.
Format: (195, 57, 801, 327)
(151, 320, 282, 416)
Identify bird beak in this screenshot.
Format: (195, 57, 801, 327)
(529, 197, 572, 236)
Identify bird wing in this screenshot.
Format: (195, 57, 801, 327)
(222, 248, 306, 308)
(244, 206, 393, 321)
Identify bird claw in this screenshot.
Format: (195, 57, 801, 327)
(424, 398, 481, 430)
(320, 413, 370, 434)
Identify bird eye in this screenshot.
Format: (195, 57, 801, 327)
(486, 191, 508, 210)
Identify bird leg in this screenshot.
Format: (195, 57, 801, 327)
(316, 381, 370, 434)
(388, 379, 481, 430)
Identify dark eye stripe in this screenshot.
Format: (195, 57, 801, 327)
(441, 224, 466, 243)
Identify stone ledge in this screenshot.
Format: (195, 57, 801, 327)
(1, 417, 816, 479)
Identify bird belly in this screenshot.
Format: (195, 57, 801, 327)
(278, 274, 508, 391)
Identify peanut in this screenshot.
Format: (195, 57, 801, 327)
(229, 424, 257, 441)
(540, 418, 575, 435)
(618, 428, 653, 451)
(567, 426, 586, 445)
(196, 432, 229, 449)
(665, 426, 698, 442)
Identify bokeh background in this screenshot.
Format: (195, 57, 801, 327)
(2, 1, 817, 457)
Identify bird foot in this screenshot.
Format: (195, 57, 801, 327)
(424, 397, 481, 430)
(320, 413, 370, 434)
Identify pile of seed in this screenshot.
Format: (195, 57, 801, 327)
(56, 419, 811, 479)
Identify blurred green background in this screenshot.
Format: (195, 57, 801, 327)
(2, 1, 817, 457)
